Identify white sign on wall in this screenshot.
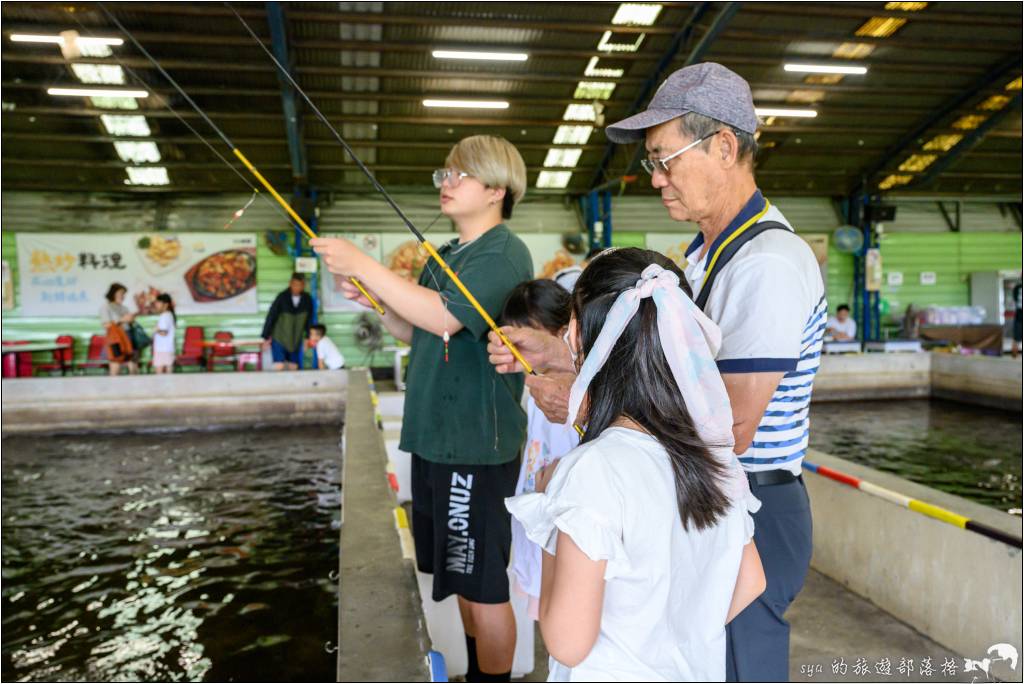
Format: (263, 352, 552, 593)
(294, 257, 318, 274)
(920, 271, 937, 286)
(16, 233, 259, 317)
(888, 271, 904, 287)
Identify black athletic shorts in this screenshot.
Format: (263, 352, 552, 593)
(411, 453, 520, 604)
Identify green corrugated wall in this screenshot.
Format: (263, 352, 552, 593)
(1, 231, 386, 370)
(3, 230, 1020, 368)
(876, 232, 1022, 319)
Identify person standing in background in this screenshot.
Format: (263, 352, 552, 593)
(262, 273, 314, 370)
(100, 282, 138, 376)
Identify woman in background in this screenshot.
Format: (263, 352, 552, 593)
(100, 282, 137, 376)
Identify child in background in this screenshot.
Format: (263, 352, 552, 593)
(506, 249, 766, 681)
(308, 324, 346, 370)
(151, 293, 176, 374)
(499, 280, 580, 621)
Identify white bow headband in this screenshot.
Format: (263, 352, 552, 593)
(565, 264, 753, 503)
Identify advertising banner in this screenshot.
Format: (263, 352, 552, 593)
(16, 233, 259, 317)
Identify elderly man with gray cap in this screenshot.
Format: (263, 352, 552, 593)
(488, 63, 826, 681)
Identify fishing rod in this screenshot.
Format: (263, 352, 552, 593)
(97, 2, 386, 316)
(225, 2, 537, 376)
(68, 16, 291, 232)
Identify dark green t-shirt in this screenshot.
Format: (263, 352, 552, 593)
(399, 224, 533, 466)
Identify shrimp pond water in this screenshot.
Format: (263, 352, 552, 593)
(2, 425, 342, 682)
(809, 399, 1022, 514)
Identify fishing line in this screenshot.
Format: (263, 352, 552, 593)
(225, 2, 537, 376)
(97, 2, 385, 315)
(69, 13, 288, 225)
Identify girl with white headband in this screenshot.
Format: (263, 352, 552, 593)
(506, 248, 765, 682)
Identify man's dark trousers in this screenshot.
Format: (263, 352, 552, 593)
(726, 474, 813, 682)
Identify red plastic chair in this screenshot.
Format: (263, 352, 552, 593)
(176, 326, 206, 372)
(2, 340, 30, 378)
(207, 331, 237, 371)
(2, 340, 34, 378)
(77, 334, 110, 374)
(35, 335, 75, 376)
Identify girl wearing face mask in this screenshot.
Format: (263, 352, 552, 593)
(312, 135, 533, 681)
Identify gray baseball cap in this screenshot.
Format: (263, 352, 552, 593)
(605, 62, 758, 143)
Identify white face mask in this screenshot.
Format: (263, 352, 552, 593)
(563, 327, 578, 369)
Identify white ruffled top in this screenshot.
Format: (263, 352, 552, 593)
(506, 427, 758, 682)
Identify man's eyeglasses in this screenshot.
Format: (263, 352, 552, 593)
(640, 131, 719, 176)
(432, 168, 470, 189)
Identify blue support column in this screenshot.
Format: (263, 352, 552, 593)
(308, 188, 320, 326)
(587, 191, 601, 251)
(849, 194, 882, 342)
(600, 190, 613, 248)
(266, 0, 308, 182)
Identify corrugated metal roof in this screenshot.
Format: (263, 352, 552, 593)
(1, 1, 1020, 199)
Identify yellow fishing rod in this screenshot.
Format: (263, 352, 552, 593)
(99, 4, 384, 316)
(226, 3, 536, 376)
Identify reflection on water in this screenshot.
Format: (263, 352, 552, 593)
(2, 425, 342, 682)
(809, 399, 1022, 514)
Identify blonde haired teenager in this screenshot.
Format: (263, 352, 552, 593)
(312, 135, 532, 681)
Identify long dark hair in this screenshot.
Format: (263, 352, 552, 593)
(156, 293, 176, 322)
(499, 279, 570, 335)
(572, 248, 731, 531)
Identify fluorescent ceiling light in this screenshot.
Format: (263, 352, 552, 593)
(574, 81, 616, 100)
(114, 141, 161, 164)
(785, 63, 867, 75)
(71, 63, 126, 84)
(543, 148, 583, 168)
(755, 107, 818, 118)
(897, 154, 936, 173)
(562, 104, 597, 122)
(101, 114, 151, 136)
(125, 167, 170, 186)
(431, 49, 528, 62)
(584, 56, 624, 79)
(553, 125, 594, 145)
(611, 3, 663, 26)
(48, 87, 147, 98)
(922, 134, 962, 152)
(536, 170, 572, 189)
(855, 16, 906, 38)
(878, 174, 911, 190)
(422, 99, 509, 109)
(832, 42, 875, 60)
(9, 33, 123, 46)
(597, 30, 645, 53)
(89, 96, 139, 110)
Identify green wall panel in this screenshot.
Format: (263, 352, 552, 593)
(878, 232, 1022, 319)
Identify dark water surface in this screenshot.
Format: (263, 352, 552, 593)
(809, 399, 1022, 514)
(2, 425, 342, 682)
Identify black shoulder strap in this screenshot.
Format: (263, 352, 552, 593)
(694, 220, 791, 311)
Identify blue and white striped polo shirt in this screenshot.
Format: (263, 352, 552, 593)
(684, 191, 826, 475)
